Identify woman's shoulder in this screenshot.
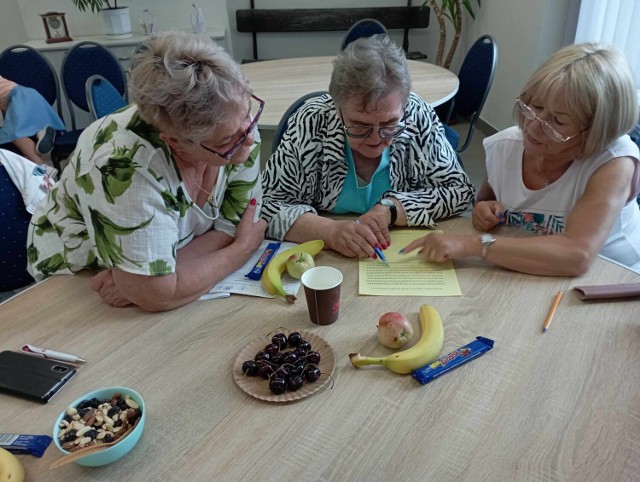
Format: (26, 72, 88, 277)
(483, 126, 523, 150)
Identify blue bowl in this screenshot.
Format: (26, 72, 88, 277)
(53, 387, 145, 467)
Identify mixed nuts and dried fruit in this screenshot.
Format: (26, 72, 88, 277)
(57, 393, 142, 452)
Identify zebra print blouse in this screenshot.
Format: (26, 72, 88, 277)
(261, 93, 475, 240)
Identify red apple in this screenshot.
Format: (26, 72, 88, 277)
(377, 312, 414, 348)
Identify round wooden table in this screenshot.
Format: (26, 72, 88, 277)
(241, 56, 459, 129)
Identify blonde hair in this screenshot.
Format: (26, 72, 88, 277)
(329, 34, 411, 110)
(516, 43, 638, 159)
(130, 31, 251, 143)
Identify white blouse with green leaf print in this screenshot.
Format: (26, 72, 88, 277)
(27, 105, 262, 282)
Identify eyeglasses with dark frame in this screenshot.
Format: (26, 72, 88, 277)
(200, 94, 265, 160)
(515, 98, 586, 143)
(339, 108, 407, 139)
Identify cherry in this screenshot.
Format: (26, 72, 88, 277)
(272, 333, 287, 349)
(270, 352, 285, 365)
(305, 366, 321, 383)
(256, 361, 273, 379)
(306, 351, 321, 365)
(283, 351, 299, 365)
(297, 340, 311, 353)
(264, 343, 279, 356)
(269, 377, 287, 394)
(242, 360, 258, 376)
(254, 350, 270, 362)
(288, 332, 302, 347)
(288, 375, 304, 391)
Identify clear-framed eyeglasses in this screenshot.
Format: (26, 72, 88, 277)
(515, 98, 586, 143)
(339, 109, 407, 139)
(200, 94, 265, 160)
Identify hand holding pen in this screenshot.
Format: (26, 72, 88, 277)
(355, 219, 390, 267)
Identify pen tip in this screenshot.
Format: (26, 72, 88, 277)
(543, 328, 548, 333)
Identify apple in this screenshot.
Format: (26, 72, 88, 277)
(286, 252, 315, 279)
(377, 312, 414, 348)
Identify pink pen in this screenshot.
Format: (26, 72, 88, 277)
(21, 344, 87, 364)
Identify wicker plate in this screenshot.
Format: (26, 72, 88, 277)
(233, 331, 335, 402)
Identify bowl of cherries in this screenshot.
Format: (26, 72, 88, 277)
(233, 330, 335, 402)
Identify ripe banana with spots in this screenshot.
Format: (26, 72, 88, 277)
(0, 447, 25, 482)
(349, 304, 444, 374)
(262, 240, 324, 303)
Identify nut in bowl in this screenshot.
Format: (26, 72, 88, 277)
(52, 387, 145, 467)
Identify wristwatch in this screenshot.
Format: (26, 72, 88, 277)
(480, 233, 496, 259)
(377, 198, 397, 226)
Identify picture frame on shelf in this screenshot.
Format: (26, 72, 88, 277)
(40, 12, 72, 44)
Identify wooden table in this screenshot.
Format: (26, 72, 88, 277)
(2, 218, 639, 481)
(242, 56, 459, 128)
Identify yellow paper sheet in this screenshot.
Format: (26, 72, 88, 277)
(359, 230, 461, 296)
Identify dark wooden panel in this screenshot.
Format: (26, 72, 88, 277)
(236, 7, 429, 33)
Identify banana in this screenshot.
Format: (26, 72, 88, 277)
(0, 447, 25, 482)
(262, 240, 324, 303)
(349, 304, 444, 374)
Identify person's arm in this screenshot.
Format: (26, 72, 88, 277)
(262, 98, 346, 241)
(383, 96, 475, 227)
(96, 201, 266, 311)
(402, 156, 636, 276)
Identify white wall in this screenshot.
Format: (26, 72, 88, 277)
(463, 0, 575, 131)
(12, 0, 228, 41)
(0, 0, 28, 48)
(1, 0, 578, 131)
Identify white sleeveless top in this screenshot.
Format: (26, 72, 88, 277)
(484, 126, 640, 271)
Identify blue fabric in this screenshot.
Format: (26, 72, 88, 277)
(333, 144, 392, 214)
(91, 78, 126, 119)
(0, 164, 34, 291)
(0, 86, 65, 144)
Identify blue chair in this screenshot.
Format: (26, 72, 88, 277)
(438, 34, 498, 153)
(53, 42, 128, 167)
(272, 91, 329, 153)
(0, 45, 66, 162)
(0, 44, 64, 120)
(0, 162, 34, 293)
(340, 19, 388, 51)
(85, 74, 127, 121)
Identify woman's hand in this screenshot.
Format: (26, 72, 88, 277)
(357, 204, 392, 249)
(232, 199, 267, 254)
(324, 220, 381, 258)
(89, 269, 133, 308)
(472, 200, 505, 232)
(401, 233, 475, 263)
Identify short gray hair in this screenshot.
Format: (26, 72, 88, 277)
(329, 34, 411, 110)
(516, 43, 639, 159)
(130, 31, 252, 143)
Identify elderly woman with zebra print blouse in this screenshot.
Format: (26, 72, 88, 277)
(261, 34, 474, 259)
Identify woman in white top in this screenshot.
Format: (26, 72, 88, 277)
(402, 43, 640, 275)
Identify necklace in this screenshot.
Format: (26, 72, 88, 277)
(193, 180, 214, 203)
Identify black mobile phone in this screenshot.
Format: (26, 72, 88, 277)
(0, 351, 77, 403)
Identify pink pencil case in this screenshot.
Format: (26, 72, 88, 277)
(573, 282, 640, 300)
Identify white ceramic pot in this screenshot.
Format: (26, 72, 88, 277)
(100, 6, 132, 39)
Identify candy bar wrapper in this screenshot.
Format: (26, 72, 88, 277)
(0, 433, 52, 457)
(412, 336, 494, 385)
(245, 242, 281, 280)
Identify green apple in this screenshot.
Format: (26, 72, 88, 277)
(286, 252, 315, 279)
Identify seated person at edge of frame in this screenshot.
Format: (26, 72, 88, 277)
(261, 34, 474, 259)
(0, 75, 64, 166)
(402, 43, 640, 275)
(27, 32, 267, 311)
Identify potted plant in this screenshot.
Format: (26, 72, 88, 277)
(70, 0, 133, 39)
(423, 0, 481, 69)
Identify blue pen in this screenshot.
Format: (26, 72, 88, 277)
(355, 219, 390, 267)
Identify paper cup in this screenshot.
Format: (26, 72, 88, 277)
(301, 266, 343, 325)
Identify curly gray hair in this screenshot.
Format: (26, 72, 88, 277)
(130, 31, 252, 143)
(329, 34, 411, 110)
